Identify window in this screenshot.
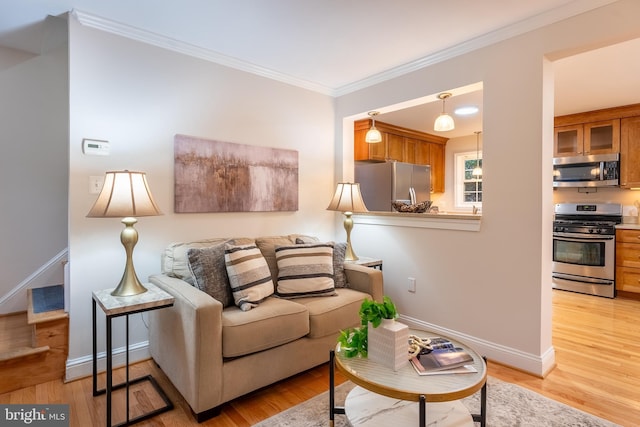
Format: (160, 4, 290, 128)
(455, 151, 482, 209)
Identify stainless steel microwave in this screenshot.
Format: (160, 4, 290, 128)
(553, 153, 619, 187)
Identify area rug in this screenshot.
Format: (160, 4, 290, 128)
(253, 377, 619, 427)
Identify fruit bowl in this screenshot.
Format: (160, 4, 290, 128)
(391, 200, 433, 213)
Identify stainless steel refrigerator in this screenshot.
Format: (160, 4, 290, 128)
(355, 161, 431, 211)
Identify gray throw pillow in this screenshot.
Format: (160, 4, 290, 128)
(187, 242, 235, 307)
(332, 242, 347, 288)
(296, 238, 347, 288)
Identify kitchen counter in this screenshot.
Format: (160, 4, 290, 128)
(353, 211, 481, 232)
(616, 223, 640, 230)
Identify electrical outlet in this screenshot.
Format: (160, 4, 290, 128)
(89, 175, 105, 194)
(408, 277, 416, 293)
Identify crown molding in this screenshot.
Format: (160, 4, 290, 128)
(333, 0, 618, 96)
(72, 0, 617, 98)
(71, 9, 335, 96)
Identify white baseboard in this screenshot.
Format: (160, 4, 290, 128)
(399, 315, 555, 377)
(65, 340, 150, 382)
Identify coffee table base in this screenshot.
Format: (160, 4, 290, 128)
(345, 386, 474, 427)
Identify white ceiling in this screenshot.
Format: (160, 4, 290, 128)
(1, 0, 638, 137)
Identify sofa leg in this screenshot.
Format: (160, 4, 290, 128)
(195, 406, 222, 423)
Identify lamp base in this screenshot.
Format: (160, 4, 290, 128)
(111, 217, 148, 297)
(343, 211, 359, 261)
(111, 276, 148, 297)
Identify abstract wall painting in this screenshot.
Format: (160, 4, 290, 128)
(174, 134, 299, 213)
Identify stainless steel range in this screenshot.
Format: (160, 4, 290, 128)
(552, 203, 622, 298)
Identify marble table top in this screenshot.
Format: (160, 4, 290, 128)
(93, 282, 174, 316)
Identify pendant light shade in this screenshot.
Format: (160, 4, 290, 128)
(365, 111, 382, 143)
(472, 131, 482, 177)
(434, 93, 455, 132)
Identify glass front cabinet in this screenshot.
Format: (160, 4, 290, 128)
(554, 119, 620, 157)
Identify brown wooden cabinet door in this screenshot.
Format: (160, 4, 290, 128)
(584, 119, 620, 155)
(404, 137, 417, 164)
(554, 124, 584, 156)
(429, 143, 445, 193)
(386, 133, 404, 161)
(354, 128, 370, 161)
(620, 116, 640, 188)
(415, 141, 430, 165)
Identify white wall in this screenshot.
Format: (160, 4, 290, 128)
(336, 0, 640, 375)
(63, 0, 640, 379)
(67, 18, 337, 378)
(0, 23, 68, 314)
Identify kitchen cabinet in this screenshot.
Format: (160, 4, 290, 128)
(553, 120, 620, 157)
(620, 116, 640, 188)
(616, 229, 640, 294)
(354, 119, 448, 192)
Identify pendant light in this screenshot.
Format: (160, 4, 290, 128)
(434, 93, 455, 131)
(472, 131, 482, 177)
(365, 111, 382, 143)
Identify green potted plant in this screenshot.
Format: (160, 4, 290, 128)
(337, 296, 400, 358)
(359, 296, 398, 327)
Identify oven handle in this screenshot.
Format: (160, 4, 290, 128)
(553, 232, 614, 241)
(552, 272, 614, 286)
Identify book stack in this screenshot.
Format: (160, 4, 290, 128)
(410, 337, 477, 376)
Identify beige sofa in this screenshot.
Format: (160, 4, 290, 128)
(148, 234, 383, 422)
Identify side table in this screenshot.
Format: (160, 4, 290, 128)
(92, 282, 175, 427)
(346, 256, 383, 270)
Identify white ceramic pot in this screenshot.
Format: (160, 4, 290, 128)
(367, 318, 409, 371)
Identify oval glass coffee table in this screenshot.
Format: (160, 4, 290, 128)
(329, 328, 487, 427)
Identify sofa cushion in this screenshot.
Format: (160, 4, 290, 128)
(293, 288, 369, 339)
(275, 242, 336, 298)
(162, 237, 254, 281)
(225, 243, 274, 311)
(221, 297, 309, 358)
(186, 243, 234, 307)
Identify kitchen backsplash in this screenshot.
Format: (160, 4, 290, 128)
(554, 187, 640, 218)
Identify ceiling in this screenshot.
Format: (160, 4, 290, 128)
(1, 0, 638, 138)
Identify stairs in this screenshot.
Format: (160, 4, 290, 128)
(0, 285, 69, 394)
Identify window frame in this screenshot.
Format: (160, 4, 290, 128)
(454, 151, 483, 209)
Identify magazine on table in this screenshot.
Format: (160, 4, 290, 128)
(410, 357, 477, 375)
(409, 337, 475, 375)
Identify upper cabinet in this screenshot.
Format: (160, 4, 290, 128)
(555, 103, 640, 189)
(354, 119, 448, 192)
(620, 116, 640, 188)
(554, 120, 620, 157)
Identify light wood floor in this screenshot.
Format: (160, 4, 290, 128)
(1, 289, 639, 426)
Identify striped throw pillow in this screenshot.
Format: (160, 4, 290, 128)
(275, 242, 336, 298)
(224, 243, 274, 311)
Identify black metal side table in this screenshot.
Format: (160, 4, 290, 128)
(92, 282, 174, 427)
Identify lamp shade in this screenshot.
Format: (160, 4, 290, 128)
(434, 92, 455, 132)
(365, 127, 382, 143)
(434, 113, 455, 131)
(327, 183, 368, 213)
(87, 170, 162, 218)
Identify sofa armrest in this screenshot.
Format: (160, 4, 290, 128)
(148, 274, 224, 413)
(343, 264, 383, 302)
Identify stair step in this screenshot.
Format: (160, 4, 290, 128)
(0, 309, 69, 393)
(27, 286, 67, 325)
(0, 312, 34, 353)
(0, 345, 50, 363)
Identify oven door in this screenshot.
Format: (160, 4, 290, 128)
(552, 232, 615, 297)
